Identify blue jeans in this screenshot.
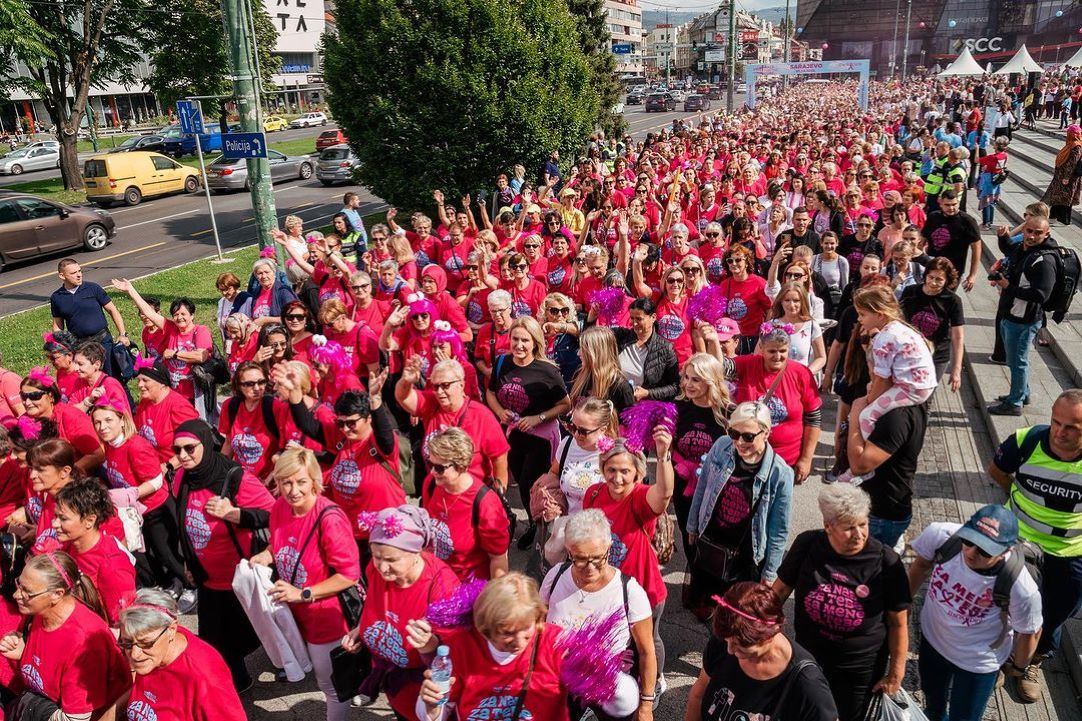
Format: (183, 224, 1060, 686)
(982, 203, 996, 225)
(919, 637, 998, 721)
(1036, 554, 1082, 657)
(999, 318, 1042, 406)
(869, 515, 911, 546)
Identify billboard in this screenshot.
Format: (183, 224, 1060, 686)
(262, 0, 325, 54)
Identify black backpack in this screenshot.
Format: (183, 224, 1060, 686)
(366, 430, 416, 496)
(1038, 246, 1081, 323)
(224, 395, 279, 444)
(472, 484, 518, 543)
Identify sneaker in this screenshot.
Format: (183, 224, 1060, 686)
(997, 394, 1031, 406)
(893, 534, 906, 556)
(350, 694, 375, 707)
(177, 588, 198, 614)
(1017, 659, 1043, 703)
(656, 674, 667, 700)
(988, 402, 1023, 416)
(989, 355, 1007, 366)
(824, 470, 838, 484)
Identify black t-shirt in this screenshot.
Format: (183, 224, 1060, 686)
(700, 636, 837, 721)
(708, 456, 759, 549)
(778, 229, 821, 255)
(922, 212, 979, 280)
(899, 285, 965, 365)
(489, 357, 568, 418)
(860, 403, 929, 520)
(675, 400, 727, 479)
(838, 234, 884, 284)
(777, 530, 911, 666)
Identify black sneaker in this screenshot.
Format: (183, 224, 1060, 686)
(516, 523, 537, 550)
(997, 394, 1031, 406)
(988, 402, 1023, 416)
(989, 355, 1007, 366)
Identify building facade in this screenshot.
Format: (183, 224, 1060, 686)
(605, 0, 645, 75)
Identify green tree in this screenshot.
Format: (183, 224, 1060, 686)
(144, 0, 281, 133)
(0, 0, 146, 189)
(565, 0, 627, 139)
(323, 0, 600, 210)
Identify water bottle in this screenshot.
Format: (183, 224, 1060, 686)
(430, 645, 452, 706)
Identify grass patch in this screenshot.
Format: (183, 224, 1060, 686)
(0, 246, 259, 376)
(1, 178, 85, 206)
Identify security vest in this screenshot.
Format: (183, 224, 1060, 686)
(1008, 425, 1082, 557)
(924, 156, 950, 197)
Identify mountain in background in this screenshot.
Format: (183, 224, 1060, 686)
(641, 6, 792, 31)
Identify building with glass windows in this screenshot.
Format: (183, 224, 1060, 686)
(796, 0, 1082, 75)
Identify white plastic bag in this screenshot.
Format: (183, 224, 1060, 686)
(873, 689, 930, 721)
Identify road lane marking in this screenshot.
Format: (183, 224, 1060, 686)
(0, 242, 167, 290)
(118, 208, 200, 231)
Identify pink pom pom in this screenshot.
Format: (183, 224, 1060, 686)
(590, 287, 627, 324)
(356, 512, 379, 532)
(426, 579, 486, 628)
(618, 400, 677, 454)
(381, 515, 404, 539)
(260, 247, 277, 259)
(556, 608, 625, 704)
(596, 436, 615, 454)
(17, 416, 42, 441)
(687, 285, 729, 326)
(27, 367, 55, 388)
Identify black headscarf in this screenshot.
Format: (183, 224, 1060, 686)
(173, 419, 239, 491)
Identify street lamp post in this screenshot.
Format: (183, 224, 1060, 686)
(902, 0, 912, 80)
(891, 0, 901, 77)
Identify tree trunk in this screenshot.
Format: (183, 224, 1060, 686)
(58, 132, 84, 191)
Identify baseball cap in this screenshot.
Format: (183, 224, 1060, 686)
(559, 187, 578, 198)
(956, 505, 1018, 557)
(715, 317, 740, 341)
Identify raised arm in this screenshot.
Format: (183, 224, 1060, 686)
(648, 426, 676, 515)
(433, 190, 452, 229)
(273, 228, 315, 276)
(110, 278, 165, 330)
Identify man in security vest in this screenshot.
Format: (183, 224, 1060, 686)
(989, 389, 1082, 702)
(922, 141, 953, 214)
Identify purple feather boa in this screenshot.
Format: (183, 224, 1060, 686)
(556, 608, 624, 704)
(590, 287, 627, 324)
(619, 400, 677, 453)
(425, 579, 486, 628)
(687, 285, 729, 327)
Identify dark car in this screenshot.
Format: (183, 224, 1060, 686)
(626, 90, 646, 106)
(706, 85, 724, 99)
(645, 93, 676, 112)
(683, 94, 711, 112)
(316, 129, 347, 151)
(109, 135, 168, 154)
(0, 191, 115, 271)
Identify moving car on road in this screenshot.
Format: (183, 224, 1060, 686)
(108, 135, 169, 154)
(289, 112, 328, 128)
(645, 93, 677, 112)
(0, 146, 60, 175)
(316, 144, 361, 186)
(263, 115, 289, 132)
(205, 150, 314, 192)
(683, 94, 711, 112)
(82, 151, 201, 207)
(626, 90, 646, 106)
(0, 190, 115, 270)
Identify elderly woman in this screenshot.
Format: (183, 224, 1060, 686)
(224, 313, 258, 374)
(612, 298, 679, 402)
(113, 588, 244, 721)
(685, 582, 837, 721)
(0, 552, 131, 721)
(773, 485, 910, 721)
(215, 272, 249, 344)
(473, 289, 514, 380)
(723, 325, 822, 482)
(542, 509, 657, 721)
(1041, 124, 1082, 225)
(900, 256, 965, 390)
(251, 448, 361, 721)
(687, 402, 793, 618)
(244, 253, 299, 327)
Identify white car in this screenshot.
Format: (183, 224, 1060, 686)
(289, 112, 328, 128)
(0, 146, 60, 175)
(22, 140, 60, 152)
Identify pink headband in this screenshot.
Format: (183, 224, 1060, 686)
(133, 352, 156, 371)
(27, 367, 55, 388)
(712, 595, 779, 627)
(126, 602, 178, 620)
(173, 432, 200, 443)
(46, 552, 74, 589)
(93, 397, 127, 414)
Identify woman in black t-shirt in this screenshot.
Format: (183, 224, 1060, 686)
(686, 582, 837, 721)
(773, 485, 911, 721)
(900, 257, 965, 389)
(487, 316, 572, 549)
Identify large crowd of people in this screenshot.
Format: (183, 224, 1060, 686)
(0, 72, 1079, 721)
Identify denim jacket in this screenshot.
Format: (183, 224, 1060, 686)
(688, 436, 794, 582)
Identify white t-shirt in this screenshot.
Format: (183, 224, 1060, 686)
(541, 564, 651, 655)
(618, 343, 647, 386)
(912, 522, 1042, 673)
(785, 319, 822, 368)
(556, 437, 603, 515)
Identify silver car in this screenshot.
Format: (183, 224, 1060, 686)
(316, 144, 361, 185)
(204, 149, 315, 192)
(0, 146, 60, 175)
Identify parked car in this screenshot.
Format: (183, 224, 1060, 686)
(289, 112, 328, 128)
(82, 151, 201, 207)
(21, 140, 60, 152)
(683, 94, 711, 112)
(205, 150, 315, 192)
(162, 124, 238, 157)
(108, 135, 169, 154)
(0, 191, 115, 271)
(0, 146, 60, 175)
(626, 90, 646, 106)
(316, 129, 347, 151)
(316, 144, 361, 186)
(263, 115, 289, 132)
(645, 93, 677, 112)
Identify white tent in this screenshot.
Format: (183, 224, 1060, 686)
(995, 44, 1045, 75)
(938, 47, 985, 77)
(985, 62, 994, 74)
(1064, 45, 1082, 69)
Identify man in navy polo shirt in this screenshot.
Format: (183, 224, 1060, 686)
(49, 258, 130, 377)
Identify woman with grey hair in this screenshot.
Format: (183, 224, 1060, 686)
(374, 258, 410, 303)
(541, 509, 658, 721)
(245, 242, 299, 327)
(474, 289, 515, 380)
(772, 484, 911, 721)
(114, 588, 246, 720)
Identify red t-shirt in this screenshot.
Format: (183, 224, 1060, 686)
(458, 286, 493, 327)
(313, 264, 356, 313)
(326, 322, 381, 375)
(435, 239, 475, 293)
(141, 326, 168, 358)
(20, 601, 131, 715)
(178, 469, 275, 590)
(473, 324, 511, 372)
(582, 483, 666, 605)
(699, 243, 727, 284)
(67, 534, 136, 626)
(732, 354, 822, 465)
(414, 394, 509, 483)
(51, 403, 102, 462)
(423, 478, 510, 581)
(442, 625, 569, 721)
(33, 494, 123, 556)
(55, 368, 80, 405)
(654, 295, 692, 365)
(134, 390, 199, 463)
(720, 274, 772, 337)
(103, 434, 168, 512)
(227, 333, 258, 376)
(508, 280, 547, 319)
(270, 496, 361, 644)
(545, 255, 575, 295)
(353, 299, 392, 335)
(218, 399, 281, 480)
(316, 421, 407, 538)
(359, 554, 459, 718)
(273, 400, 331, 455)
(127, 627, 245, 721)
(162, 321, 213, 399)
(573, 275, 603, 309)
(0, 458, 28, 522)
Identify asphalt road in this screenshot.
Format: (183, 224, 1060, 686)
(0, 103, 735, 318)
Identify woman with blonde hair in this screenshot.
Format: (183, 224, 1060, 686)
(678, 255, 709, 296)
(763, 282, 826, 372)
(387, 234, 418, 289)
(541, 291, 580, 386)
(569, 326, 634, 412)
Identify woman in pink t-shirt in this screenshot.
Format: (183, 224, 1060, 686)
(68, 341, 131, 418)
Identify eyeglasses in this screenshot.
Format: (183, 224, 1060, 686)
(725, 258, 744, 265)
(784, 272, 806, 280)
(728, 428, 765, 443)
(961, 540, 994, 559)
(570, 553, 608, 569)
(335, 416, 364, 429)
(431, 380, 463, 393)
(491, 307, 511, 315)
(118, 625, 170, 652)
(284, 313, 308, 321)
(547, 307, 571, 316)
(15, 581, 54, 600)
(20, 391, 46, 401)
(172, 443, 200, 456)
(350, 284, 371, 291)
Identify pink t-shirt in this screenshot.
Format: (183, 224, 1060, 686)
(732, 354, 822, 465)
(422, 478, 511, 581)
(67, 533, 136, 626)
(582, 483, 666, 606)
(414, 394, 509, 483)
(162, 321, 213, 399)
(134, 390, 199, 463)
(103, 434, 168, 512)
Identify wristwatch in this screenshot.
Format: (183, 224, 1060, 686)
(539, 413, 547, 422)
(301, 587, 314, 603)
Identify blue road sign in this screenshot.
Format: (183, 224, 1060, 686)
(176, 100, 203, 134)
(612, 43, 632, 54)
(222, 132, 269, 159)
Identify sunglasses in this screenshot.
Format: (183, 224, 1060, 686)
(412, 313, 431, 320)
(524, 244, 541, 249)
(704, 232, 720, 238)
(240, 378, 268, 388)
(564, 421, 600, 437)
(350, 284, 371, 291)
(857, 223, 874, 228)
(728, 428, 765, 443)
(431, 380, 462, 392)
(428, 461, 453, 474)
(666, 277, 685, 285)
(118, 625, 170, 652)
(284, 313, 308, 321)
(961, 540, 994, 559)
(20, 390, 46, 401)
(547, 307, 571, 316)
(267, 341, 287, 349)
(464, 264, 479, 271)
(335, 416, 364, 429)
(725, 258, 745, 265)
(513, 264, 529, 270)
(784, 272, 806, 280)
(172, 443, 200, 456)
(682, 267, 702, 275)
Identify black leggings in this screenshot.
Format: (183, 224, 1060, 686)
(142, 497, 188, 587)
(198, 586, 261, 689)
(818, 647, 888, 721)
(672, 473, 694, 562)
(508, 430, 553, 514)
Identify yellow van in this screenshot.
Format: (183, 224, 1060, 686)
(82, 151, 201, 206)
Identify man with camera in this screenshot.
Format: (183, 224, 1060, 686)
(987, 215, 1056, 416)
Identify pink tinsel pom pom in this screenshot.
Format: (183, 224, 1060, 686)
(426, 579, 486, 628)
(590, 287, 626, 324)
(619, 400, 677, 454)
(260, 247, 277, 259)
(356, 511, 379, 532)
(596, 436, 615, 454)
(555, 608, 624, 704)
(687, 285, 729, 326)
(381, 515, 404, 538)
(17, 416, 42, 441)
